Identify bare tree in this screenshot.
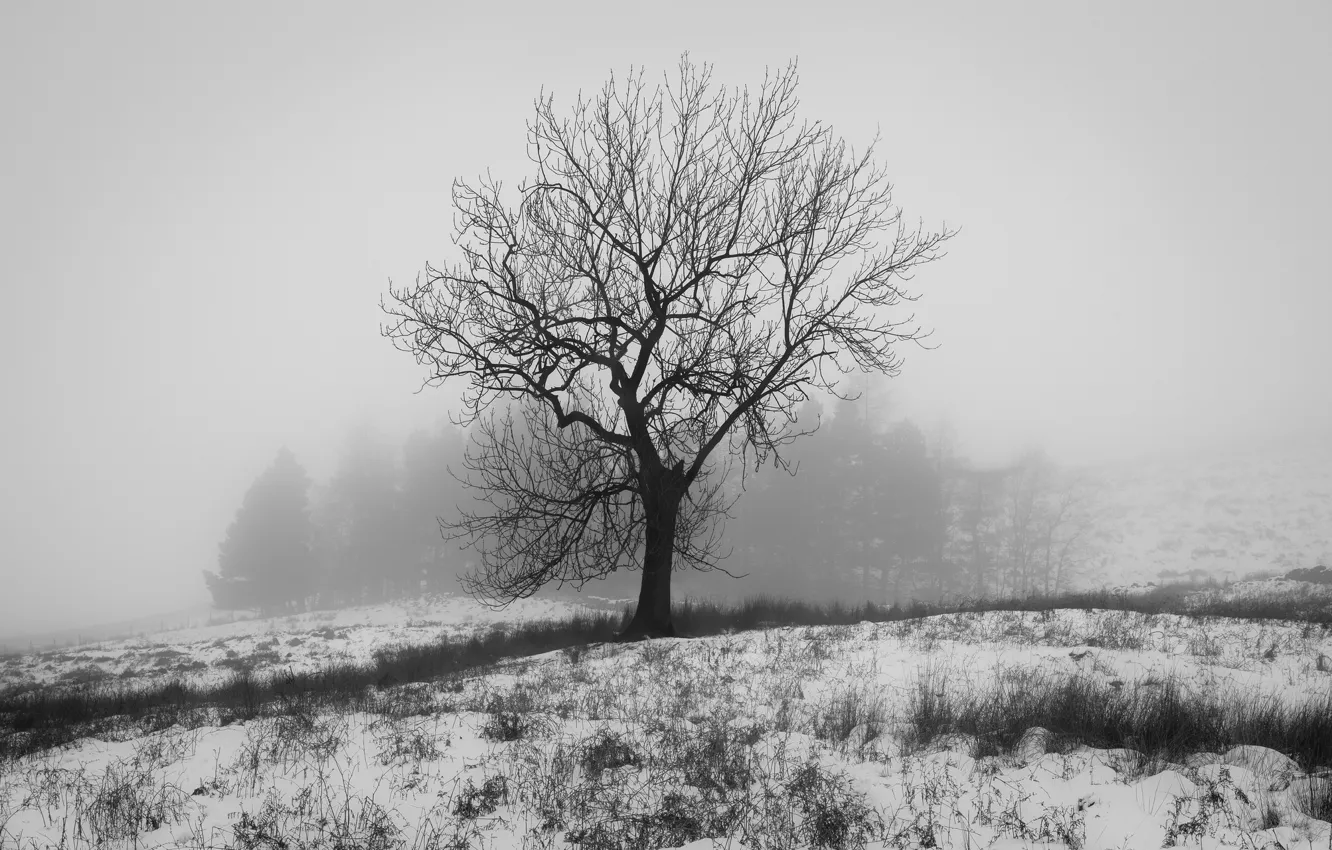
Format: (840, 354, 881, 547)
(1036, 473, 1100, 595)
(999, 450, 1054, 596)
(381, 56, 956, 638)
(987, 452, 1103, 598)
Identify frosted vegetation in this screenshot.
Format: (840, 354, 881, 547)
(3, 581, 1332, 849)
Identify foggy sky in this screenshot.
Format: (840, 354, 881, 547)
(2, 1, 1329, 636)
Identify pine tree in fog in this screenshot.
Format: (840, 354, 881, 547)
(204, 447, 315, 611)
(874, 419, 947, 599)
(727, 399, 829, 600)
(728, 400, 947, 604)
(399, 425, 470, 593)
(305, 424, 472, 605)
(312, 426, 412, 605)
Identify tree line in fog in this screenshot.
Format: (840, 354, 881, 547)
(725, 399, 1102, 605)
(203, 399, 1102, 613)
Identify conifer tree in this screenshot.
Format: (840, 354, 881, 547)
(204, 447, 315, 611)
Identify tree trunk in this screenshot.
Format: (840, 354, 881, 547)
(883, 553, 895, 605)
(619, 470, 684, 640)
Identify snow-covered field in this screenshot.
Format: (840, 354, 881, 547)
(0, 593, 623, 694)
(3, 588, 1332, 849)
(1085, 437, 1332, 586)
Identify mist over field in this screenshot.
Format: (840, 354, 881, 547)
(2, 1, 1330, 639)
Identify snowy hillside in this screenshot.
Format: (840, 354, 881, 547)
(0, 594, 620, 695)
(3, 593, 1331, 849)
(1080, 438, 1332, 588)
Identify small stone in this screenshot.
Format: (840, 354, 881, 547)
(1015, 726, 1054, 765)
(845, 723, 874, 750)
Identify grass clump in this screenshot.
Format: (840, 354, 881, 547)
(813, 685, 887, 757)
(84, 759, 192, 844)
(785, 760, 884, 849)
(452, 775, 508, 819)
(581, 728, 641, 773)
(901, 660, 1332, 774)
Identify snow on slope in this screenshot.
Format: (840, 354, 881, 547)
(3, 604, 1331, 849)
(0, 593, 622, 694)
(1081, 438, 1332, 588)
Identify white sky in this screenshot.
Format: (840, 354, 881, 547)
(2, 1, 1329, 635)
